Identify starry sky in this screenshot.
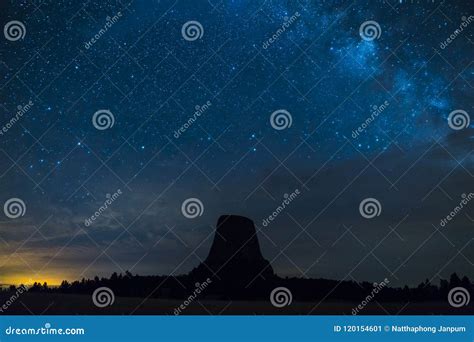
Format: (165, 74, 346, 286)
(0, 0, 473, 287)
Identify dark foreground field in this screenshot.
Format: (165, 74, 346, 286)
(0, 293, 472, 315)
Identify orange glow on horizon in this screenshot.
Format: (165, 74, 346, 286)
(1, 275, 71, 287)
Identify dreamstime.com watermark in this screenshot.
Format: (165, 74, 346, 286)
(351, 278, 390, 315)
(270, 287, 292, 308)
(84, 12, 123, 49)
(262, 189, 300, 227)
(181, 21, 204, 41)
(439, 193, 473, 228)
(448, 287, 470, 308)
(262, 12, 301, 49)
(5, 323, 84, 336)
(84, 189, 122, 227)
(352, 101, 389, 139)
(359, 20, 381, 41)
(92, 287, 115, 308)
(4, 20, 26, 41)
(440, 16, 474, 50)
(173, 278, 212, 315)
(174, 101, 212, 138)
(0, 285, 28, 313)
(0, 100, 34, 137)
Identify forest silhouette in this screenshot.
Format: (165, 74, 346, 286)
(3, 215, 473, 306)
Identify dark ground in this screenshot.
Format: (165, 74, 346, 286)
(1, 293, 472, 315)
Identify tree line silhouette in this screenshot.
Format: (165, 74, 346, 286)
(4, 272, 471, 303)
(2, 216, 472, 304)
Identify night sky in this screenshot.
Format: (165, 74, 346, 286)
(0, 0, 473, 287)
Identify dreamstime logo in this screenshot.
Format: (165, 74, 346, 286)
(84, 11, 123, 49)
(440, 16, 474, 50)
(84, 189, 122, 227)
(359, 21, 381, 41)
(0, 100, 34, 137)
(352, 101, 389, 139)
(270, 109, 292, 130)
(262, 12, 301, 49)
(4, 21, 26, 41)
(173, 278, 212, 315)
(439, 193, 473, 228)
(3, 198, 26, 219)
(447, 109, 470, 130)
(92, 109, 115, 130)
(174, 100, 212, 138)
(352, 278, 390, 315)
(181, 21, 203, 41)
(262, 189, 300, 227)
(270, 287, 292, 308)
(5, 323, 84, 335)
(359, 198, 381, 219)
(447, 287, 470, 308)
(0, 285, 28, 313)
(92, 287, 115, 308)
(181, 198, 204, 219)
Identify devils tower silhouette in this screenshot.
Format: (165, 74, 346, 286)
(13, 214, 474, 314)
(190, 215, 275, 298)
